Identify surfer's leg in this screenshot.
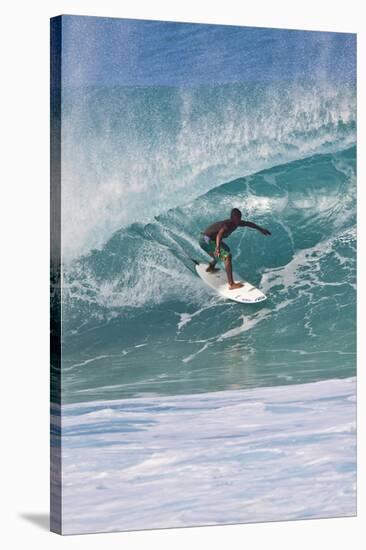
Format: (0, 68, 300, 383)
(224, 254, 234, 285)
(224, 254, 244, 290)
(206, 254, 219, 273)
(199, 236, 220, 272)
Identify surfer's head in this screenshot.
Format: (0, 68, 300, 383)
(230, 208, 242, 225)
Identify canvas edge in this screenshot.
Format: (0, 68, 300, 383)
(50, 14, 62, 536)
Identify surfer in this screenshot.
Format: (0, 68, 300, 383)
(199, 208, 271, 290)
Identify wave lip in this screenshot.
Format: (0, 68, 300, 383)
(61, 81, 356, 260)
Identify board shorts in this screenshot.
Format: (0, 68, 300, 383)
(199, 234, 231, 261)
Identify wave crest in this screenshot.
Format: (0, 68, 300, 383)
(61, 81, 356, 259)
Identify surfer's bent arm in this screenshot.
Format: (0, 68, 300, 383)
(215, 227, 226, 256)
(241, 220, 271, 236)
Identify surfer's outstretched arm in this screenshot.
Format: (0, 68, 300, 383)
(241, 220, 271, 236)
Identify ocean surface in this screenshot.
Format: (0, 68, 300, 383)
(54, 377, 356, 534)
(52, 19, 357, 533)
(60, 142, 356, 403)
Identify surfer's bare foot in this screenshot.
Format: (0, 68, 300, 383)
(206, 265, 220, 273)
(229, 282, 244, 290)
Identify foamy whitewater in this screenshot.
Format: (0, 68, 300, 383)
(53, 19, 357, 534)
(61, 81, 355, 260)
(54, 377, 356, 534)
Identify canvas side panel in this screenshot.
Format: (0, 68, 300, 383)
(50, 15, 62, 535)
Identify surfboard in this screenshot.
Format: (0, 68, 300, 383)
(195, 263, 267, 304)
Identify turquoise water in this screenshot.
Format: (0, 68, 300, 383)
(61, 143, 356, 404)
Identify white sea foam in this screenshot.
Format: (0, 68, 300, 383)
(58, 377, 356, 534)
(61, 83, 355, 260)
